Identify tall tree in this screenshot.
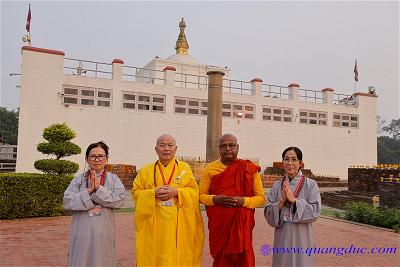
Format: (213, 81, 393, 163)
(377, 116, 386, 135)
(377, 118, 400, 163)
(0, 107, 18, 145)
(382, 119, 400, 141)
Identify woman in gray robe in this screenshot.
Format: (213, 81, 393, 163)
(64, 141, 125, 267)
(264, 147, 321, 267)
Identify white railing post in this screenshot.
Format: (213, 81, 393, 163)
(288, 83, 300, 101)
(250, 78, 263, 96)
(112, 59, 124, 80)
(321, 88, 334, 104)
(163, 66, 176, 86)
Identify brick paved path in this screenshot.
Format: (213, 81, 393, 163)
(1, 209, 399, 266)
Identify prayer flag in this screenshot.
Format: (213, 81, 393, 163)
(354, 59, 359, 82)
(26, 4, 31, 33)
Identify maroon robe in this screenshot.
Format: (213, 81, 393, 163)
(206, 159, 260, 267)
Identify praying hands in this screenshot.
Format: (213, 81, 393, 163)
(87, 169, 100, 193)
(283, 181, 296, 204)
(155, 185, 178, 201)
(278, 181, 297, 209)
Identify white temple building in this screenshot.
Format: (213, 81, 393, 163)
(16, 19, 377, 179)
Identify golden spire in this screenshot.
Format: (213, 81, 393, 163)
(175, 18, 189, 55)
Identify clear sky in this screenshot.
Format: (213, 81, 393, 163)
(1, 1, 399, 121)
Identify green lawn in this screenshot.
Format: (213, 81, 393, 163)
(115, 207, 135, 213)
(320, 209, 345, 219)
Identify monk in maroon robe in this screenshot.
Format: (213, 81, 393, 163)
(200, 134, 266, 267)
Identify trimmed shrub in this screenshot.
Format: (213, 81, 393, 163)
(37, 142, 81, 158)
(34, 159, 79, 176)
(34, 123, 81, 175)
(0, 173, 73, 219)
(42, 123, 76, 142)
(344, 201, 400, 232)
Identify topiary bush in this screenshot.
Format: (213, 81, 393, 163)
(34, 159, 79, 176)
(0, 173, 73, 219)
(34, 123, 81, 175)
(37, 142, 80, 159)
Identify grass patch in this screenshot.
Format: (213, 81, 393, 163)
(115, 207, 135, 213)
(320, 209, 345, 219)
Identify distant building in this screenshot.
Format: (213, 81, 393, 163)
(0, 145, 17, 172)
(16, 19, 377, 179)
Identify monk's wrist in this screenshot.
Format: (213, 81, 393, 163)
(211, 195, 218, 205)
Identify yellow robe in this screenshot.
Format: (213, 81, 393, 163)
(132, 158, 204, 267)
(199, 160, 266, 208)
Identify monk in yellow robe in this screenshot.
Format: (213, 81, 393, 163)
(132, 134, 204, 267)
(200, 133, 266, 267)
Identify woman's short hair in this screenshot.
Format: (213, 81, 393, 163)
(282, 146, 303, 161)
(85, 141, 109, 157)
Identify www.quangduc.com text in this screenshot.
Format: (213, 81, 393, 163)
(260, 244, 398, 256)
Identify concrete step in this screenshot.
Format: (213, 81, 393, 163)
(311, 176, 341, 182)
(316, 181, 348, 187)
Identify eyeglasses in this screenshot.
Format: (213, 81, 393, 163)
(283, 158, 299, 164)
(88, 154, 106, 161)
(219, 143, 238, 150)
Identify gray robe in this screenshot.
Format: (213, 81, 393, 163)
(264, 171, 321, 267)
(64, 171, 126, 267)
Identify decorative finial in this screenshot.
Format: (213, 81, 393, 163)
(22, 34, 31, 46)
(175, 18, 189, 55)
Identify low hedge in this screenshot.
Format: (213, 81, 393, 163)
(0, 173, 73, 219)
(344, 202, 400, 232)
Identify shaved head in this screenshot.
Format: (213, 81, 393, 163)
(219, 133, 237, 144)
(155, 134, 177, 166)
(156, 134, 176, 146)
(218, 133, 239, 165)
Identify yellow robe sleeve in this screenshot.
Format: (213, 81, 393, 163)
(199, 164, 215, 206)
(175, 161, 205, 267)
(132, 165, 156, 219)
(243, 172, 266, 208)
(131, 164, 157, 267)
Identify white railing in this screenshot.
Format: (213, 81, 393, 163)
(299, 89, 324, 103)
(62, 58, 359, 108)
(261, 84, 291, 100)
(122, 66, 165, 85)
(175, 73, 208, 89)
(333, 93, 357, 107)
(64, 58, 113, 79)
(223, 79, 252, 95)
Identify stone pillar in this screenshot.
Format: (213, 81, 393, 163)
(321, 87, 334, 104)
(287, 83, 300, 101)
(163, 66, 176, 86)
(112, 59, 124, 80)
(250, 78, 263, 96)
(206, 70, 225, 162)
